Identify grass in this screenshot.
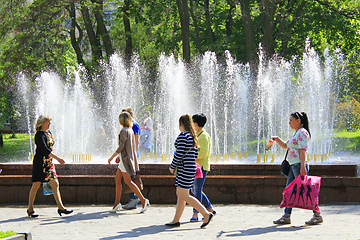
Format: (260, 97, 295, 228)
(0, 231, 17, 238)
(0, 133, 33, 162)
(333, 129, 360, 154)
(0, 131, 359, 162)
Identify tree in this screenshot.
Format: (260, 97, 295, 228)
(177, 0, 191, 62)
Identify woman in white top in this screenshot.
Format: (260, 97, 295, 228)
(272, 112, 323, 225)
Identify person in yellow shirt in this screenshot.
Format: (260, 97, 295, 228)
(190, 114, 216, 222)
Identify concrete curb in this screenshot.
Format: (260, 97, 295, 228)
(2, 232, 31, 240)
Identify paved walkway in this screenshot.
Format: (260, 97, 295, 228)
(0, 204, 359, 240)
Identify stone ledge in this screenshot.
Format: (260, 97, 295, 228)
(2, 232, 31, 240)
(1, 174, 359, 204)
(1, 163, 357, 177)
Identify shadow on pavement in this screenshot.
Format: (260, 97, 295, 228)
(217, 225, 310, 237)
(99, 223, 200, 239)
(39, 210, 113, 225)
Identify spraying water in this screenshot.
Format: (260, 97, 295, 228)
(15, 46, 348, 162)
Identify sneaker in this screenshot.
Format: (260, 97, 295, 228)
(305, 215, 323, 225)
(273, 215, 291, 224)
(122, 198, 140, 210)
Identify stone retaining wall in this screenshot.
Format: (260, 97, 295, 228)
(0, 163, 359, 205)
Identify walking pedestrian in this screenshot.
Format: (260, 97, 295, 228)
(166, 114, 213, 228)
(272, 111, 323, 225)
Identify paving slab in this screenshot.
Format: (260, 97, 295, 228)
(0, 204, 359, 240)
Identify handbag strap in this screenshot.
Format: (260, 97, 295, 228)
(284, 149, 289, 160)
(181, 148, 192, 159)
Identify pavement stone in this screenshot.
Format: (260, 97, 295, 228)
(0, 204, 359, 240)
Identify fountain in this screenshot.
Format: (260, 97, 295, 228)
(13, 42, 350, 164)
(1, 44, 359, 205)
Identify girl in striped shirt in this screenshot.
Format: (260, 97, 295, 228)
(166, 114, 214, 228)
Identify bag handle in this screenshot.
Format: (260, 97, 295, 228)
(284, 149, 289, 160)
(181, 148, 192, 159)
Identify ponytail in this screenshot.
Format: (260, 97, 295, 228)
(179, 114, 198, 147)
(300, 112, 311, 138)
(291, 111, 311, 138)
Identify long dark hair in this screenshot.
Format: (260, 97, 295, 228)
(291, 112, 311, 138)
(179, 114, 198, 148)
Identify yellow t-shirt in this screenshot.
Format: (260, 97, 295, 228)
(196, 129, 211, 171)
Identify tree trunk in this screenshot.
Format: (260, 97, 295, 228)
(123, 0, 133, 67)
(204, 0, 215, 46)
(69, 1, 84, 65)
(80, 1, 102, 63)
(279, 0, 306, 58)
(92, 0, 114, 61)
(189, 0, 201, 52)
(239, 0, 256, 65)
(226, 0, 236, 36)
(258, 0, 277, 59)
(176, 0, 191, 63)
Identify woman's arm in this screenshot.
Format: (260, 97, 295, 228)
(49, 153, 65, 164)
(271, 136, 287, 149)
(35, 132, 65, 164)
(108, 151, 119, 164)
(115, 129, 127, 154)
(169, 134, 187, 170)
(299, 149, 307, 176)
(35, 132, 52, 157)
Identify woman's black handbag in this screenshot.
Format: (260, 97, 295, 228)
(280, 150, 290, 176)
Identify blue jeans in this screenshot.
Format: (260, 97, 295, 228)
(191, 168, 213, 213)
(284, 162, 320, 215)
(129, 192, 137, 199)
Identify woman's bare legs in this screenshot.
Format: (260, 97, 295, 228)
(27, 182, 41, 212)
(49, 179, 66, 210)
(122, 172, 147, 207)
(113, 169, 123, 208)
(168, 187, 211, 224)
(170, 195, 186, 223)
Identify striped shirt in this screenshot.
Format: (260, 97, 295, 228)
(170, 131, 198, 189)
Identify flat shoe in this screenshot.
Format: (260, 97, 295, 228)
(165, 222, 180, 227)
(202, 210, 216, 220)
(200, 213, 213, 228)
(190, 217, 198, 222)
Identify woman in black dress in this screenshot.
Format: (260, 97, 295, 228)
(26, 115, 73, 218)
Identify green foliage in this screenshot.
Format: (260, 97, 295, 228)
(0, 231, 18, 238)
(333, 129, 360, 154)
(0, 133, 33, 162)
(335, 97, 360, 131)
(0, 0, 360, 130)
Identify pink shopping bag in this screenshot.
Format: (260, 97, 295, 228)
(280, 175, 321, 212)
(195, 163, 203, 179)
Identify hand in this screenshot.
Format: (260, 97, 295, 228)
(271, 136, 278, 141)
(108, 158, 113, 164)
(57, 158, 65, 164)
(300, 165, 307, 176)
(169, 167, 174, 174)
(115, 156, 120, 163)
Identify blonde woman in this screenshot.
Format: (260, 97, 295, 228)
(27, 115, 73, 218)
(166, 114, 213, 228)
(107, 112, 150, 213)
